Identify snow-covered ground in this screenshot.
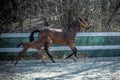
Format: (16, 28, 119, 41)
(0, 57, 120, 80)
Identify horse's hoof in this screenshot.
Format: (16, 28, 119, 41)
(73, 58, 76, 62)
(14, 62, 17, 66)
(75, 55, 78, 58)
(53, 60, 55, 63)
(65, 57, 68, 59)
(43, 62, 46, 65)
(14, 63, 16, 66)
(41, 61, 46, 65)
(12, 61, 14, 64)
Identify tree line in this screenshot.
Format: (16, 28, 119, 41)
(0, 0, 120, 32)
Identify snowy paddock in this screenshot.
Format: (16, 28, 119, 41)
(0, 57, 120, 80)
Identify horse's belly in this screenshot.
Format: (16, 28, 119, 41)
(52, 39, 64, 45)
(53, 39, 71, 45)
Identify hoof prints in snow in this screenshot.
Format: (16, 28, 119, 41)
(0, 57, 120, 80)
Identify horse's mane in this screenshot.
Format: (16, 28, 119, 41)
(68, 20, 78, 29)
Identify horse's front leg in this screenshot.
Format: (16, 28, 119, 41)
(65, 44, 77, 59)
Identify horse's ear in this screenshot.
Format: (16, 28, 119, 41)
(79, 17, 83, 22)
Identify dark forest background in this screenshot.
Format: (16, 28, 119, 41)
(0, 0, 120, 33)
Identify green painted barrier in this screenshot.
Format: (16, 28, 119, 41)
(0, 36, 120, 47)
(0, 32, 120, 58)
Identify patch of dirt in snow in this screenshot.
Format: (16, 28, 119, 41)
(0, 57, 120, 80)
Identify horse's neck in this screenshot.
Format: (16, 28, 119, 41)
(69, 22, 79, 36)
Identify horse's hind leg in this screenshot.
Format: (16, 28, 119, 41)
(44, 43, 55, 63)
(14, 51, 24, 66)
(41, 57, 45, 64)
(38, 50, 45, 64)
(11, 56, 15, 64)
(14, 49, 28, 66)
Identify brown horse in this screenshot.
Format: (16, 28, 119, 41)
(14, 36, 52, 65)
(29, 18, 89, 62)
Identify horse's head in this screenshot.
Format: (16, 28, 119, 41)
(78, 18, 89, 29)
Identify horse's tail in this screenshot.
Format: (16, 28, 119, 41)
(29, 29, 40, 42)
(16, 43, 22, 48)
